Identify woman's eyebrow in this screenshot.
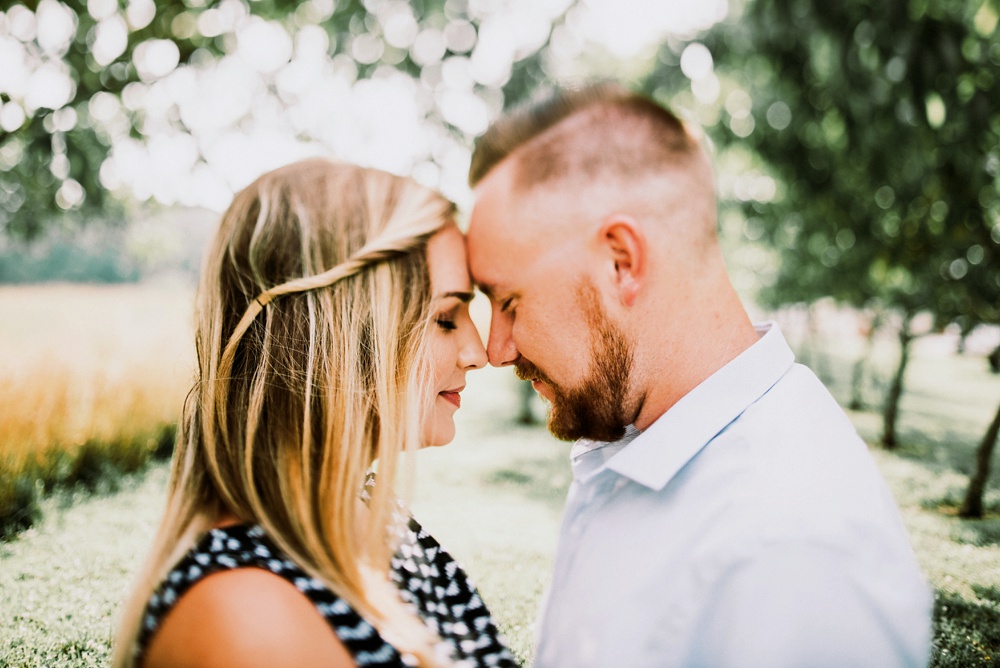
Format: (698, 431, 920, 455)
(434, 290, 474, 303)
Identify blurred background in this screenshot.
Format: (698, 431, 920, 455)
(0, 0, 998, 665)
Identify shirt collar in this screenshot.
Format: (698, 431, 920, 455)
(599, 322, 795, 490)
(571, 425, 641, 482)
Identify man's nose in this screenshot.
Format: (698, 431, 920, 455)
(486, 313, 518, 367)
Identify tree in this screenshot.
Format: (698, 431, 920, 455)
(0, 0, 573, 240)
(848, 308, 882, 411)
(643, 0, 999, 487)
(961, 401, 1000, 517)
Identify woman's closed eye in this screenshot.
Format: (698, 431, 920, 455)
(435, 315, 458, 331)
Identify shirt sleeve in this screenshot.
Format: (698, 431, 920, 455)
(681, 542, 931, 668)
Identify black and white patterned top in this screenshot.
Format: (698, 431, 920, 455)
(135, 521, 519, 667)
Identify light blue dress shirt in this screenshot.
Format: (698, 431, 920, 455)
(534, 323, 932, 668)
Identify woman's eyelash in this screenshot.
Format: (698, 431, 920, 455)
(435, 317, 457, 331)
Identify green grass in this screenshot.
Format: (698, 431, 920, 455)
(2, 341, 1000, 666)
(0, 425, 176, 540)
(0, 467, 167, 667)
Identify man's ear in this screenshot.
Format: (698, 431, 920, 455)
(598, 215, 645, 307)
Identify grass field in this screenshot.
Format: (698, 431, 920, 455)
(0, 281, 194, 536)
(1, 285, 999, 666)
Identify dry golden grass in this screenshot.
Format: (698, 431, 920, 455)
(0, 281, 195, 514)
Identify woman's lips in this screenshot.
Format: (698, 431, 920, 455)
(439, 390, 461, 407)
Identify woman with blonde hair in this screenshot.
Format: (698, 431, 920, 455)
(114, 158, 518, 668)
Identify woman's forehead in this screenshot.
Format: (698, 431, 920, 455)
(427, 226, 472, 294)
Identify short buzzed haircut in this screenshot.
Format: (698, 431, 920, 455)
(468, 82, 702, 190)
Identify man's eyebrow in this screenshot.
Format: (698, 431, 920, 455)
(476, 283, 498, 300)
(434, 290, 474, 303)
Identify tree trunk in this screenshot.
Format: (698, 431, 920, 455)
(881, 314, 913, 449)
(805, 304, 832, 385)
(956, 319, 975, 355)
(849, 356, 866, 411)
(849, 311, 881, 411)
(959, 398, 1000, 518)
(517, 379, 537, 425)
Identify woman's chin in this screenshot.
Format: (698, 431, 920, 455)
(421, 422, 456, 448)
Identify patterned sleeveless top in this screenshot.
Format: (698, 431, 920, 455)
(136, 519, 519, 667)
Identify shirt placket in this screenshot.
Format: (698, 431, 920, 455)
(540, 471, 621, 666)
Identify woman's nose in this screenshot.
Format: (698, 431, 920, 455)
(462, 322, 488, 370)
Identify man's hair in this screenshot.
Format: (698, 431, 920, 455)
(469, 81, 702, 189)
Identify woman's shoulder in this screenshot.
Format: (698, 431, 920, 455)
(139, 524, 403, 668)
(138, 525, 292, 645)
(144, 566, 355, 668)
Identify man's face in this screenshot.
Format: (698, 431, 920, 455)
(467, 163, 636, 442)
(515, 281, 635, 442)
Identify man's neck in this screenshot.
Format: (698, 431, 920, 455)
(630, 307, 759, 431)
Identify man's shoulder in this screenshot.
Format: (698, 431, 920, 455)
(696, 364, 901, 535)
(728, 362, 864, 456)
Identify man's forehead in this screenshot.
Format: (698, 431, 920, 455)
(468, 165, 526, 244)
(470, 159, 516, 213)
(466, 184, 521, 297)
(466, 155, 587, 297)
(469, 162, 570, 241)
(464, 229, 513, 291)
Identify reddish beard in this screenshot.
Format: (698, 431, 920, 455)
(515, 283, 635, 442)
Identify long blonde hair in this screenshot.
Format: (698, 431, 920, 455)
(114, 159, 455, 667)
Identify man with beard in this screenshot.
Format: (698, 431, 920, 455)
(466, 83, 932, 667)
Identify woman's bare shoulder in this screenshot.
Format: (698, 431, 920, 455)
(143, 567, 356, 668)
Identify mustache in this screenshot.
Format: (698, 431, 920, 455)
(514, 358, 553, 385)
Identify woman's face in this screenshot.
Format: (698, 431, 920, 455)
(423, 225, 488, 446)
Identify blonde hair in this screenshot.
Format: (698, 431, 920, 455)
(114, 159, 455, 667)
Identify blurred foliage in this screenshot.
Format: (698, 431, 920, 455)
(0, 206, 217, 283)
(0, 0, 569, 240)
(643, 0, 1000, 495)
(0, 227, 139, 282)
(645, 0, 1000, 331)
(0, 423, 175, 539)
